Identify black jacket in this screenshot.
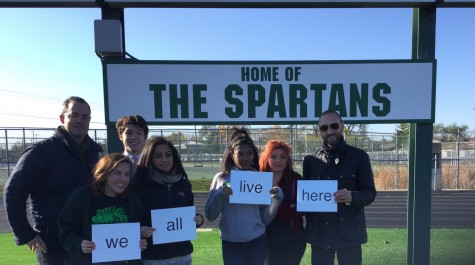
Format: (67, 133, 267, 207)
(58, 187, 145, 265)
(303, 139, 376, 249)
(3, 126, 102, 245)
(133, 175, 194, 260)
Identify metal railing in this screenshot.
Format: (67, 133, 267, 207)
(1, 126, 474, 190)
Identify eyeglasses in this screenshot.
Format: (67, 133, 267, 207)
(66, 113, 91, 121)
(319, 123, 340, 132)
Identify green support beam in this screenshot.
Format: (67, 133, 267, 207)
(407, 6, 436, 265)
(101, 7, 125, 154)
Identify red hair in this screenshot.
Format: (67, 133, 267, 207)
(259, 140, 293, 188)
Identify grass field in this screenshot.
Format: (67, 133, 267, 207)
(2, 228, 474, 265)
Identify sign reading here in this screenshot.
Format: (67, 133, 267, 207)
(92, 222, 141, 263)
(151, 206, 196, 245)
(229, 170, 272, 205)
(297, 180, 337, 212)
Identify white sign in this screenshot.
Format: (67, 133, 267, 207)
(91, 222, 141, 263)
(229, 170, 273, 205)
(151, 206, 196, 245)
(105, 60, 435, 125)
(297, 180, 337, 212)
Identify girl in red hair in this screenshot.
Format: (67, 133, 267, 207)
(259, 140, 306, 265)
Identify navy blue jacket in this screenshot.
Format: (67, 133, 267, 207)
(3, 127, 102, 245)
(303, 139, 376, 249)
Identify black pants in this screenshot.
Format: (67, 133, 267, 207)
(311, 244, 362, 265)
(35, 231, 66, 265)
(265, 237, 307, 265)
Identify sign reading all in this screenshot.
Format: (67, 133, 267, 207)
(104, 60, 435, 125)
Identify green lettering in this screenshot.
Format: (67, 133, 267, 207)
(372, 83, 391, 116)
(149, 84, 166, 118)
(349, 83, 368, 117)
(193, 84, 208, 119)
(225, 84, 243, 118)
(310, 84, 326, 118)
(289, 84, 307, 118)
(329, 84, 347, 117)
(248, 84, 266, 118)
(267, 84, 286, 118)
(169, 84, 189, 118)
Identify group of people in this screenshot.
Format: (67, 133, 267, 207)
(3, 96, 377, 265)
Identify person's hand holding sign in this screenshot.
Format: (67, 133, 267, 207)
(333, 188, 353, 206)
(222, 182, 232, 196)
(140, 226, 156, 238)
(81, 240, 96, 254)
(194, 213, 204, 228)
(139, 239, 147, 251)
(270, 187, 280, 197)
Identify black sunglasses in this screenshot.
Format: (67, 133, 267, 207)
(319, 123, 340, 132)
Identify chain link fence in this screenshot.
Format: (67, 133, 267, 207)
(1, 126, 474, 191)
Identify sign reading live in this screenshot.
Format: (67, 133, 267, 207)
(104, 59, 435, 125)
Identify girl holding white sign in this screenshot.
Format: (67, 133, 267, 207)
(133, 136, 201, 265)
(58, 153, 148, 265)
(259, 140, 306, 265)
(205, 128, 283, 265)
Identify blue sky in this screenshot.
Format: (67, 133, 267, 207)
(0, 7, 474, 133)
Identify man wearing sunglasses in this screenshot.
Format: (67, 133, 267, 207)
(302, 110, 377, 265)
(4, 96, 103, 265)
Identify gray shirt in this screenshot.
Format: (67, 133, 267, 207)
(205, 171, 283, 242)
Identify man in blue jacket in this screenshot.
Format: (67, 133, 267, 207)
(303, 110, 377, 265)
(4, 96, 103, 265)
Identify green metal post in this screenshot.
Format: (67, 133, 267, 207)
(407, 123, 415, 265)
(101, 7, 125, 153)
(408, 6, 436, 265)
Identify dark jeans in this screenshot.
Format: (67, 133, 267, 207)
(35, 231, 66, 265)
(311, 244, 362, 265)
(265, 237, 306, 265)
(222, 233, 267, 265)
(92, 261, 140, 265)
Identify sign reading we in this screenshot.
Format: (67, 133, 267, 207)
(91, 222, 141, 263)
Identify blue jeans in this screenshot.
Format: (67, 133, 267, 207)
(222, 233, 267, 265)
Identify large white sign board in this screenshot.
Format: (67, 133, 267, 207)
(229, 170, 273, 205)
(297, 180, 338, 212)
(151, 206, 197, 245)
(92, 222, 141, 263)
(104, 60, 435, 125)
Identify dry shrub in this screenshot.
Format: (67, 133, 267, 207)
(372, 163, 475, 190)
(440, 163, 475, 189)
(373, 165, 409, 190)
